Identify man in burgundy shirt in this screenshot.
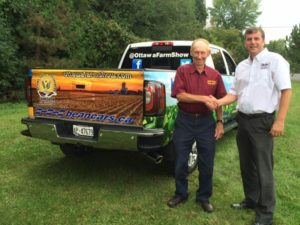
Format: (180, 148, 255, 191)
(167, 39, 226, 213)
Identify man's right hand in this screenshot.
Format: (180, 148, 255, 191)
(205, 95, 218, 110)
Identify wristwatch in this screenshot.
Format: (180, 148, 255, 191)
(216, 119, 223, 124)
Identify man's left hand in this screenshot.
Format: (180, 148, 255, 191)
(270, 120, 285, 137)
(215, 122, 224, 140)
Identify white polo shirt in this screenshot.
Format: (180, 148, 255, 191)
(229, 48, 291, 114)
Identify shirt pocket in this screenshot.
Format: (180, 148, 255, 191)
(255, 68, 273, 89)
(206, 80, 217, 95)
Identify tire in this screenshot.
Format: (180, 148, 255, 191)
(188, 142, 198, 173)
(59, 144, 90, 157)
(163, 141, 198, 174)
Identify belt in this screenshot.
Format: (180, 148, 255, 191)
(238, 111, 275, 119)
(179, 109, 212, 118)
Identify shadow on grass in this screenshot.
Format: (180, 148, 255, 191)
(24, 129, 237, 191)
(26, 149, 174, 189)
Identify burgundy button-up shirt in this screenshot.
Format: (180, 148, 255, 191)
(171, 63, 227, 114)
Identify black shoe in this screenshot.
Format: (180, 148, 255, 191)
(231, 200, 255, 210)
(167, 196, 187, 208)
(253, 222, 273, 225)
(198, 201, 214, 213)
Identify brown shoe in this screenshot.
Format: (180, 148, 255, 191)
(199, 202, 214, 213)
(167, 196, 187, 208)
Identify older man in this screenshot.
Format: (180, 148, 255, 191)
(167, 38, 226, 213)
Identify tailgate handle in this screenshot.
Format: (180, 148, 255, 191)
(76, 84, 85, 89)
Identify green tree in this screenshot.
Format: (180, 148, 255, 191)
(266, 39, 288, 59)
(17, 0, 85, 68)
(99, 0, 206, 40)
(3, 0, 139, 69)
(77, 17, 140, 68)
(0, 3, 23, 101)
(209, 0, 261, 30)
(287, 24, 300, 73)
(1, 0, 70, 69)
(207, 28, 247, 63)
(195, 0, 208, 25)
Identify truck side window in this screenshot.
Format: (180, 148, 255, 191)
(211, 48, 227, 74)
(223, 51, 236, 76)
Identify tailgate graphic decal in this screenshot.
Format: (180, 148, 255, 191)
(31, 69, 144, 126)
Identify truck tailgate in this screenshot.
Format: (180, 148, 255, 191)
(30, 69, 144, 127)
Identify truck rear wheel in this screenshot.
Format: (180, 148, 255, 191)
(59, 144, 89, 157)
(164, 141, 198, 174)
(188, 142, 198, 173)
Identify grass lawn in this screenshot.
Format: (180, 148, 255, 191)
(0, 81, 299, 225)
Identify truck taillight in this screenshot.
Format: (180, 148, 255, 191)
(25, 69, 34, 118)
(25, 69, 33, 106)
(144, 81, 165, 116)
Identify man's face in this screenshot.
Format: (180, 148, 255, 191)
(245, 31, 265, 58)
(190, 41, 210, 67)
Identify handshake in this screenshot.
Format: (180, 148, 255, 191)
(205, 95, 223, 110)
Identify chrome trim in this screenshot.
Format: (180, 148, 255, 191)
(22, 118, 165, 151)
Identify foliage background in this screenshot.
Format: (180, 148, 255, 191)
(0, 0, 299, 101)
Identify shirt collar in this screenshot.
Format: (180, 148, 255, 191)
(247, 48, 268, 63)
(255, 48, 268, 61)
(191, 63, 207, 76)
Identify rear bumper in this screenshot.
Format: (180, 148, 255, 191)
(21, 117, 166, 151)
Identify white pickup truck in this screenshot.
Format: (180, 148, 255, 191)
(21, 40, 237, 172)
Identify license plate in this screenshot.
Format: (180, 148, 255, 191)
(73, 125, 94, 137)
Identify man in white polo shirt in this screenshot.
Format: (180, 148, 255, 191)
(217, 27, 292, 225)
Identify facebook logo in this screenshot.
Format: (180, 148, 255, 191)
(180, 58, 192, 65)
(132, 59, 143, 69)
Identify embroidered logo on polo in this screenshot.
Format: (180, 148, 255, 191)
(207, 80, 216, 85)
(260, 63, 270, 69)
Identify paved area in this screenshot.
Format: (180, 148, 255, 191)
(291, 73, 300, 81)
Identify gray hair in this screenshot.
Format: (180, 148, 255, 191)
(191, 38, 210, 51)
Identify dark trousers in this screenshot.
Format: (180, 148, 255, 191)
(173, 111, 216, 202)
(236, 112, 275, 223)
